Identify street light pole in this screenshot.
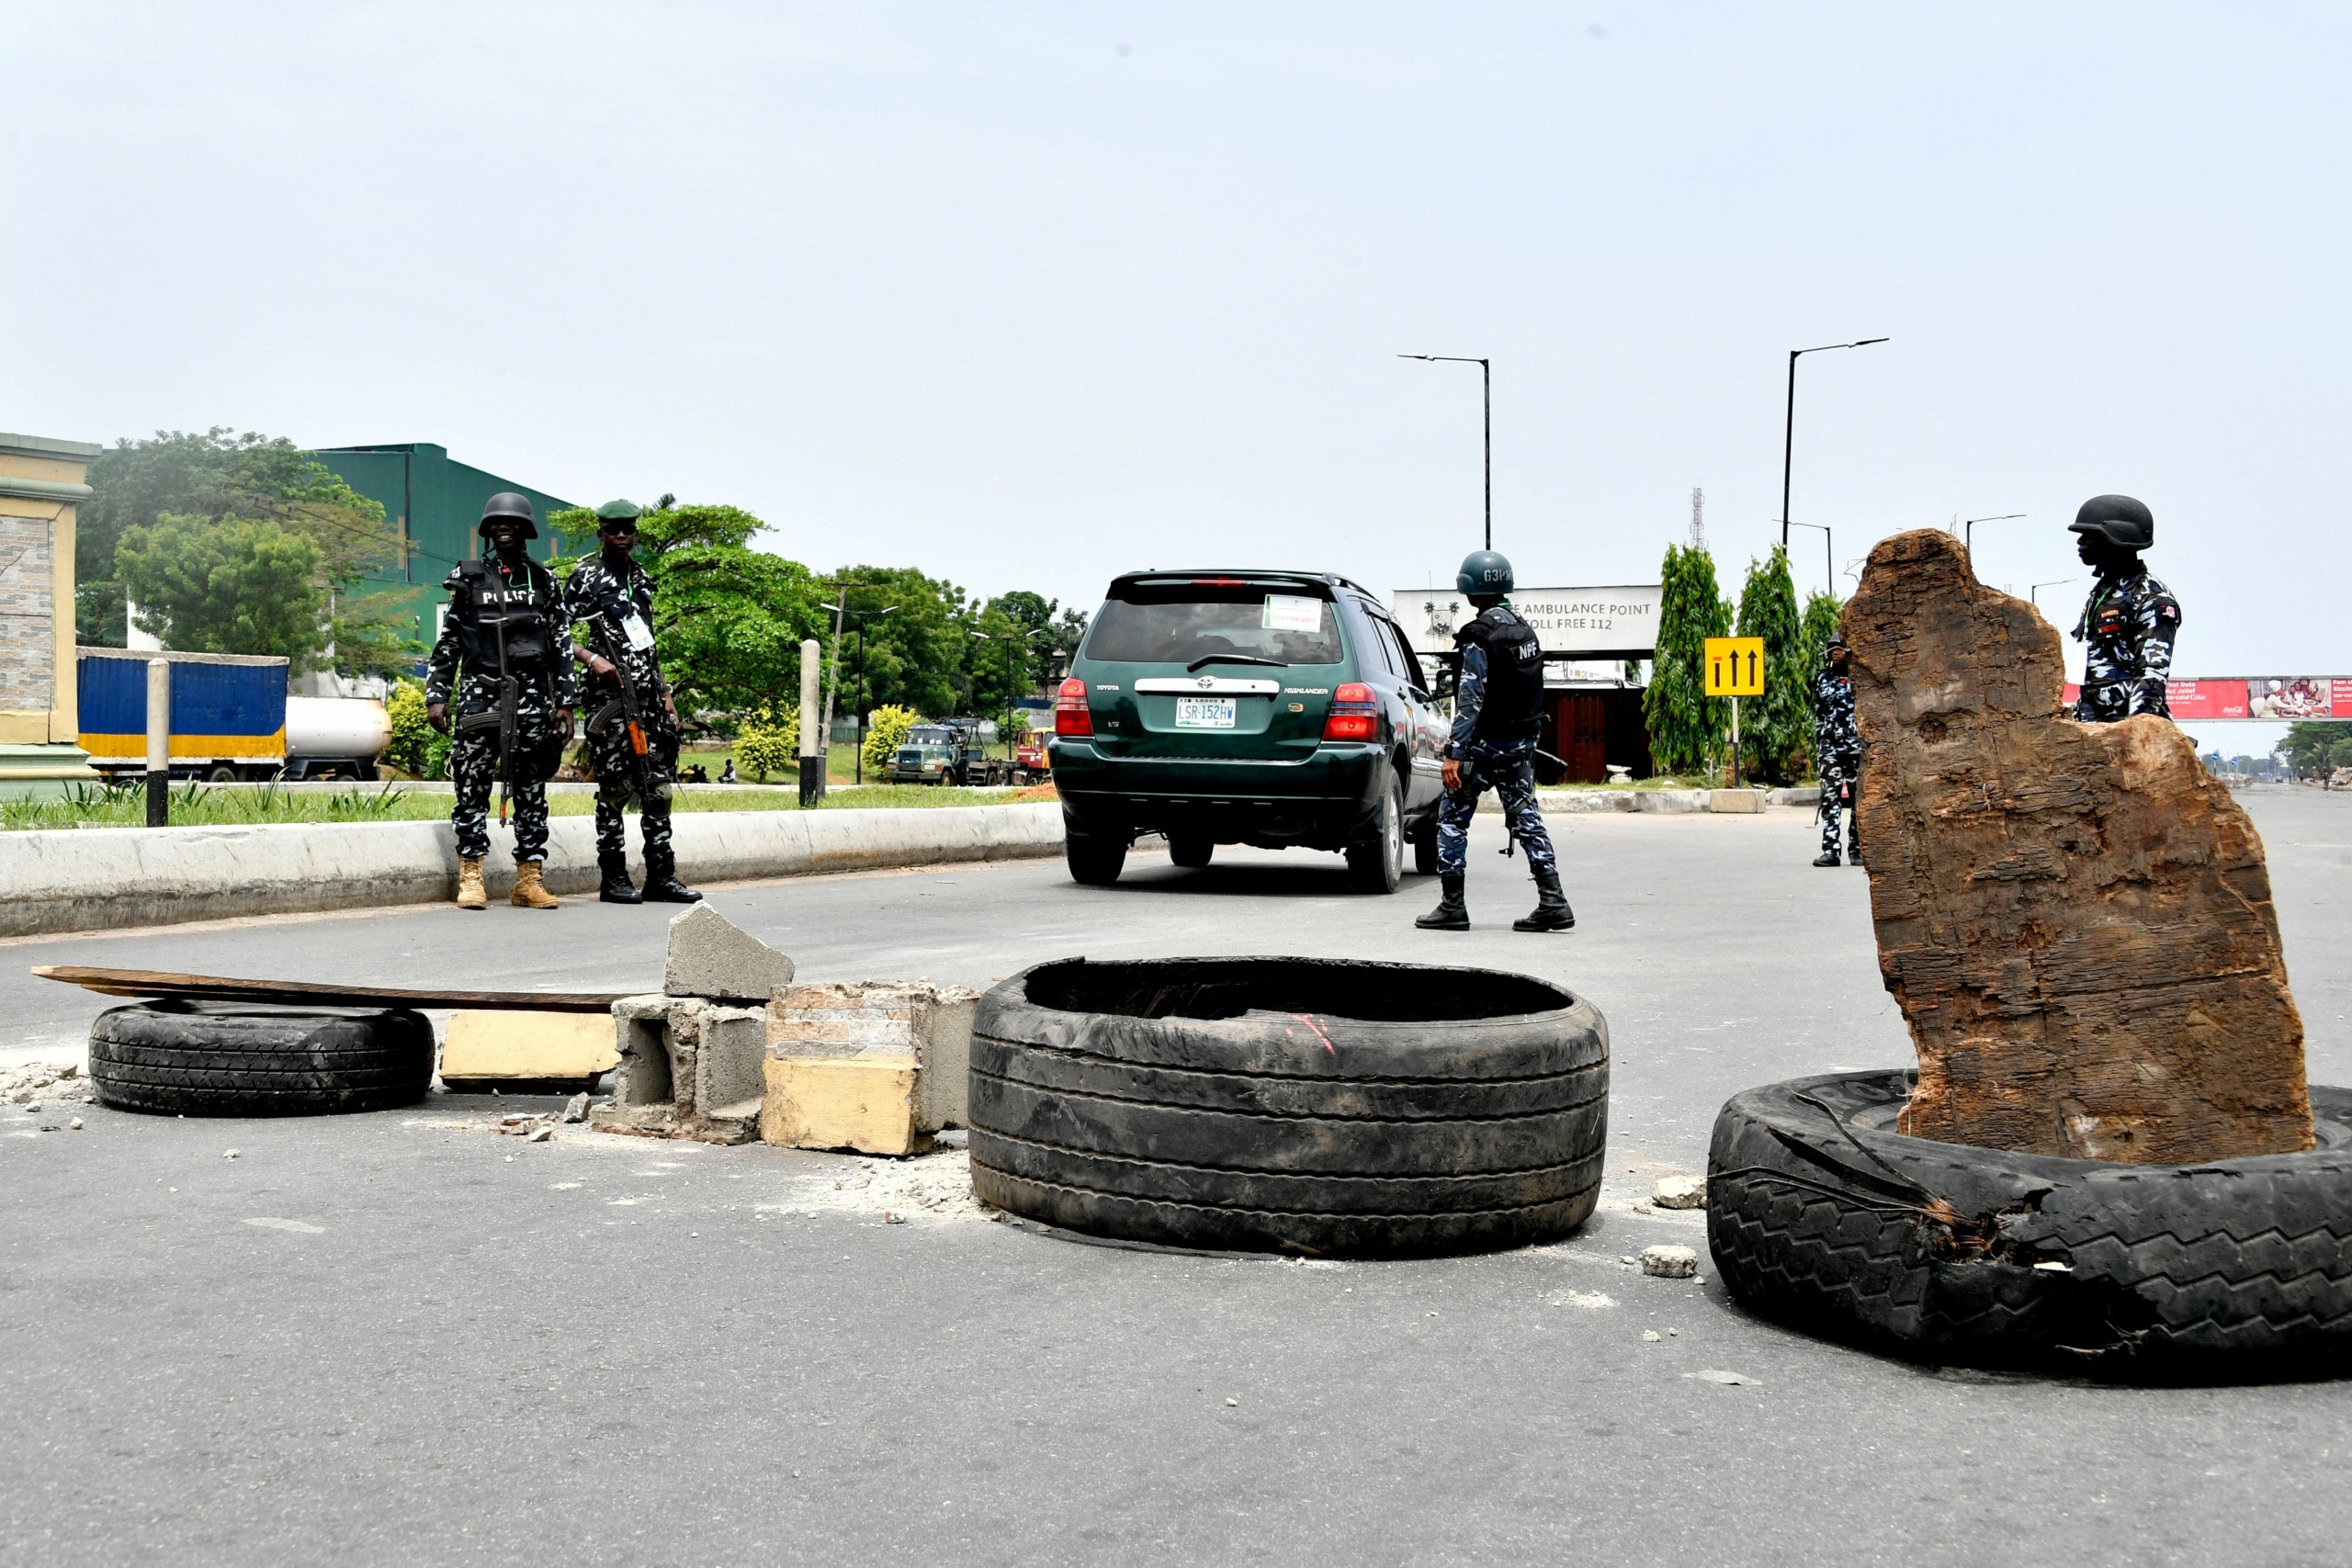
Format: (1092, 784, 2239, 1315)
(2029, 579, 2077, 607)
(820, 600, 898, 786)
(1781, 337, 1889, 550)
(1398, 354, 1492, 550)
(1783, 520, 1832, 595)
(1963, 513, 2025, 558)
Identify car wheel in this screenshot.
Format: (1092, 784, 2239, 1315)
(1066, 832, 1127, 886)
(206, 764, 239, 784)
(89, 1001, 435, 1117)
(1169, 835, 1214, 869)
(970, 956, 1610, 1257)
(1411, 816, 1440, 876)
(1345, 773, 1404, 894)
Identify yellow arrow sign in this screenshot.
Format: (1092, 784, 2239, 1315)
(1704, 636, 1766, 697)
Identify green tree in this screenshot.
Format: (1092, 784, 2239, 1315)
(1643, 543, 1732, 775)
(114, 515, 330, 664)
(826, 566, 973, 717)
(383, 680, 435, 777)
(861, 705, 922, 774)
(1795, 589, 1846, 780)
(1734, 547, 1809, 784)
(81, 428, 413, 671)
(550, 502, 831, 722)
(733, 702, 800, 782)
(2282, 721, 2352, 779)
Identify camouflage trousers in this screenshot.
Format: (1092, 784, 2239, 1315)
(1818, 750, 1861, 857)
(1435, 743, 1557, 879)
(2075, 677, 2166, 723)
(587, 715, 677, 863)
(449, 675, 560, 863)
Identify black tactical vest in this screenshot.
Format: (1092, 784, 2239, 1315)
(452, 558, 556, 672)
(1458, 605, 1545, 741)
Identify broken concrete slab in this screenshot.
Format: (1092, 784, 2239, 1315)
(662, 903, 796, 1002)
(592, 993, 763, 1144)
(766, 980, 978, 1133)
(1651, 1175, 1705, 1210)
(1846, 527, 2312, 1163)
(760, 1056, 925, 1156)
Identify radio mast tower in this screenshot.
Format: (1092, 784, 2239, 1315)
(1689, 487, 1706, 549)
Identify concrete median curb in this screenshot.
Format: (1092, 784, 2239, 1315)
(0, 803, 1066, 938)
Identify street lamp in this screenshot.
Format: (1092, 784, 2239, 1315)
(1398, 354, 1492, 550)
(1963, 513, 2025, 557)
(818, 600, 898, 785)
(974, 625, 1050, 759)
(1783, 519, 1832, 595)
(1781, 337, 1889, 549)
(2029, 579, 2077, 607)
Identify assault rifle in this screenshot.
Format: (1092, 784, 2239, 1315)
(455, 562, 525, 825)
(583, 588, 661, 802)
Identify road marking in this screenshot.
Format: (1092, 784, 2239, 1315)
(243, 1217, 324, 1234)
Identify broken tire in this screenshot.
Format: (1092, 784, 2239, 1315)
(1708, 1070, 2352, 1378)
(969, 956, 1608, 1258)
(89, 1001, 435, 1117)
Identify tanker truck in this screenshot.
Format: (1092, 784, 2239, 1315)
(76, 649, 391, 782)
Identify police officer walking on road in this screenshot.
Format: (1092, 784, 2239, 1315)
(565, 501, 701, 906)
(1416, 550, 1574, 933)
(2069, 494, 2180, 722)
(1811, 637, 1861, 868)
(425, 493, 577, 910)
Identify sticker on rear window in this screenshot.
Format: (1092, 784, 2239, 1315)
(1263, 595, 1322, 632)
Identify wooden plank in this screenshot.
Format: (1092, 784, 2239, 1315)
(30, 965, 630, 1013)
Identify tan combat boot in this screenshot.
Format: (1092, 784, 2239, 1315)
(511, 860, 560, 909)
(456, 856, 488, 910)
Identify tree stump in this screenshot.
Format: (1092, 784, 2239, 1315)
(1847, 527, 2312, 1162)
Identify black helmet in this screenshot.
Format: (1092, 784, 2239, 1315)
(479, 491, 538, 540)
(1455, 548, 1514, 596)
(2068, 494, 2153, 551)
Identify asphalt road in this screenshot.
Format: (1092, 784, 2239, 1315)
(5, 789, 2350, 1566)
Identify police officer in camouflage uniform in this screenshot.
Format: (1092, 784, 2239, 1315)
(1416, 550, 1573, 933)
(564, 500, 700, 905)
(2069, 494, 2180, 722)
(1811, 637, 1861, 867)
(425, 493, 578, 910)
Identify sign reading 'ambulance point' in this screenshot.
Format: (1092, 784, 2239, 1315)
(1704, 637, 1766, 697)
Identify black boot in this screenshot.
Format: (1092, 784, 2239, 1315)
(1813, 851, 1841, 867)
(641, 844, 702, 904)
(1415, 874, 1469, 931)
(1513, 864, 1575, 932)
(597, 850, 642, 905)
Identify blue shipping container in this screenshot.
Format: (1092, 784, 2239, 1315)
(76, 649, 288, 768)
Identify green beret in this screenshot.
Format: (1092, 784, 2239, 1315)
(596, 499, 643, 523)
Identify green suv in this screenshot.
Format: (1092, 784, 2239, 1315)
(1047, 570, 1449, 890)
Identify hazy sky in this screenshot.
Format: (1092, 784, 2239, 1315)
(6, 5, 2345, 751)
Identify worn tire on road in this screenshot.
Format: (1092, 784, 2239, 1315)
(1708, 1070, 2352, 1378)
(969, 956, 1608, 1258)
(89, 1001, 435, 1117)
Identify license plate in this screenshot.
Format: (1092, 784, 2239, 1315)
(1174, 696, 1237, 729)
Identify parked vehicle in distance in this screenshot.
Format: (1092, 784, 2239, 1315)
(1046, 569, 1448, 890)
(75, 649, 392, 783)
(888, 725, 963, 784)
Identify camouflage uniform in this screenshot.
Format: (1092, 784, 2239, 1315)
(2073, 568, 2181, 722)
(563, 554, 679, 864)
(425, 555, 578, 863)
(1812, 662, 1860, 860)
(1435, 613, 1557, 879)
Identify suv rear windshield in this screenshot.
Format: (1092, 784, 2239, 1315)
(1085, 587, 1344, 667)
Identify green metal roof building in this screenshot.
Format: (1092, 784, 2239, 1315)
(311, 442, 577, 661)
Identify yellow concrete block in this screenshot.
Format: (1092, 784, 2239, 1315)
(440, 1010, 620, 1084)
(761, 1055, 925, 1156)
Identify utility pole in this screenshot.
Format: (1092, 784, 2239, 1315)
(1398, 354, 1492, 550)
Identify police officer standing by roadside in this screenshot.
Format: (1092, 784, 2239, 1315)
(425, 493, 577, 910)
(1811, 636, 1861, 867)
(1416, 550, 1574, 933)
(2069, 494, 2180, 722)
(565, 501, 701, 905)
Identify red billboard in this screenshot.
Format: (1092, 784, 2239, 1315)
(2059, 678, 2346, 718)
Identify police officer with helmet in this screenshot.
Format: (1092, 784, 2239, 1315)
(1416, 549, 1574, 933)
(424, 492, 578, 910)
(2069, 494, 2181, 722)
(565, 499, 701, 906)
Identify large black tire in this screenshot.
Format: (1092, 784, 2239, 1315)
(1065, 831, 1126, 886)
(969, 956, 1609, 1258)
(89, 1001, 435, 1117)
(1709, 1070, 2352, 1378)
(1344, 773, 1405, 894)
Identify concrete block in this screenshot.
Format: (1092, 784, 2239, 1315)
(1709, 789, 1766, 814)
(438, 1010, 618, 1086)
(761, 1055, 925, 1156)
(1637, 790, 1710, 815)
(592, 994, 759, 1144)
(766, 980, 978, 1131)
(663, 903, 796, 1001)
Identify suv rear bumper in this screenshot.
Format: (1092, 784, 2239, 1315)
(1051, 742, 1388, 850)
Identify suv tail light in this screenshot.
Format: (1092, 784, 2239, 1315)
(1054, 677, 1093, 738)
(1322, 682, 1377, 742)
